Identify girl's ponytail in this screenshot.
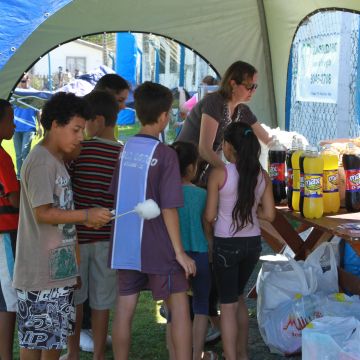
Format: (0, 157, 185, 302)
(223, 122, 261, 233)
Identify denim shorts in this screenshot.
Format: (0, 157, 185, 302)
(213, 236, 261, 304)
(187, 251, 211, 315)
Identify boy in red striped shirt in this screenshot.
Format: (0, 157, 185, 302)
(0, 99, 19, 360)
(65, 89, 128, 360)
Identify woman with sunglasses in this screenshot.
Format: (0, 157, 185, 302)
(177, 60, 272, 178)
(177, 62, 272, 354)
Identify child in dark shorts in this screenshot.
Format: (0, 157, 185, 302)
(204, 122, 275, 360)
(110, 82, 196, 360)
(171, 141, 215, 360)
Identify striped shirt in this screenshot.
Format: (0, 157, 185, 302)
(70, 137, 122, 244)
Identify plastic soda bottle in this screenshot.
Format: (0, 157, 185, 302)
(303, 146, 324, 219)
(342, 143, 360, 212)
(291, 139, 304, 212)
(268, 138, 287, 204)
(299, 145, 310, 216)
(286, 137, 298, 210)
(321, 145, 340, 214)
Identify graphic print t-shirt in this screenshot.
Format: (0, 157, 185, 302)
(13, 145, 78, 291)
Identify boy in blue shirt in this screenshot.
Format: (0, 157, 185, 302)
(110, 82, 196, 360)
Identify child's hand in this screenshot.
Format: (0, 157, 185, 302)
(176, 252, 196, 279)
(85, 208, 112, 228)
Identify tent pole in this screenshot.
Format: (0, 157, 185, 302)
(257, 0, 278, 128)
(47, 53, 53, 93)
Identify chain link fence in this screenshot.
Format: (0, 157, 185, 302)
(288, 10, 360, 146)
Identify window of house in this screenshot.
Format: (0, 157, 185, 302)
(159, 46, 166, 74)
(170, 44, 179, 73)
(66, 56, 86, 75)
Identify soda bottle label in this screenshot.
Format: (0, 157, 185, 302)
(323, 170, 339, 193)
(269, 163, 285, 183)
(345, 169, 360, 192)
(300, 172, 304, 195)
(304, 174, 323, 198)
(287, 169, 293, 189)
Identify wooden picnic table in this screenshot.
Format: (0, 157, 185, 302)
(251, 207, 360, 297)
(260, 206, 360, 260)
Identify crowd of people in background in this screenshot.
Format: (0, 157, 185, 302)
(0, 61, 275, 360)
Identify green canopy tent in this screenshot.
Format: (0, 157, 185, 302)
(1, 0, 360, 129)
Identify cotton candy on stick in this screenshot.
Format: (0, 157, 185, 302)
(111, 199, 161, 220)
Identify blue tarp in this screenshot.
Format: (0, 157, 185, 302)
(116, 33, 137, 88)
(11, 66, 136, 126)
(10, 88, 52, 110)
(0, 0, 72, 70)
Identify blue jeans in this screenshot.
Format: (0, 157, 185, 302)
(13, 131, 35, 177)
(187, 251, 211, 315)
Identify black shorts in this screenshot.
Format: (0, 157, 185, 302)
(213, 236, 261, 304)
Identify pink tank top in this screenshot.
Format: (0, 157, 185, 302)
(214, 163, 265, 238)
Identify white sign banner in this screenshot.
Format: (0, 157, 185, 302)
(296, 35, 340, 103)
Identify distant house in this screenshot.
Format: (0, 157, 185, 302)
(33, 39, 108, 79)
(31, 34, 215, 93)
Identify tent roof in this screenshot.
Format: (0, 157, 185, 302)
(1, 0, 360, 129)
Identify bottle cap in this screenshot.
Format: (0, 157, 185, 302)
(345, 142, 358, 155)
(291, 137, 298, 150)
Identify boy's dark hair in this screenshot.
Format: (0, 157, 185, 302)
(134, 82, 173, 125)
(171, 141, 198, 177)
(84, 90, 119, 127)
(40, 92, 92, 130)
(95, 74, 130, 93)
(0, 99, 11, 123)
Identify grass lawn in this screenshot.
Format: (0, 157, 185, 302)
(11, 293, 172, 359)
(11, 293, 223, 359)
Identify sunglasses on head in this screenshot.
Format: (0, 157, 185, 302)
(241, 82, 258, 91)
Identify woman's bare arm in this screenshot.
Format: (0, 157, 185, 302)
(199, 114, 224, 168)
(251, 122, 273, 145)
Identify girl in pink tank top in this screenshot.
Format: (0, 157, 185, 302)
(204, 122, 275, 360)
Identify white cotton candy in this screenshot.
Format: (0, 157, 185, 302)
(134, 199, 161, 220)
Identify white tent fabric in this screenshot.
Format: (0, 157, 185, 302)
(1, 0, 360, 129)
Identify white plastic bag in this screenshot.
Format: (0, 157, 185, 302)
(304, 243, 338, 294)
(256, 256, 318, 312)
(323, 293, 360, 320)
(259, 293, 324, 355)
(302, 316, 360, 360)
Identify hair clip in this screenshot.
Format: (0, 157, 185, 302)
(244, 129, 253, 136)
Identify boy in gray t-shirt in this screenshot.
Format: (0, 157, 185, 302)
(13, 93, 112, 359)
